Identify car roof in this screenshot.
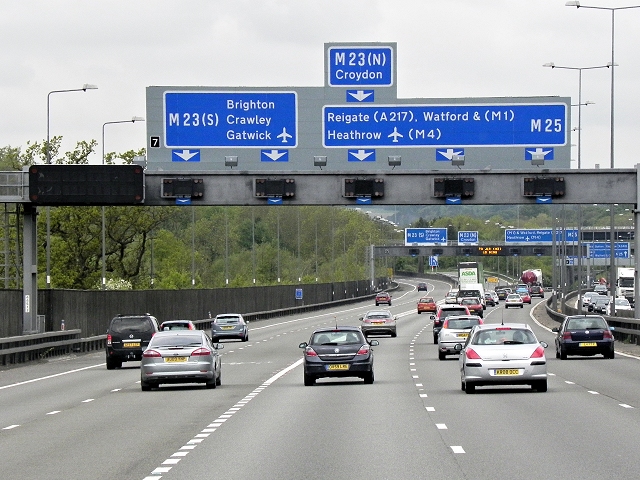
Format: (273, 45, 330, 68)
(365, 309, 392, 315)
(312, 326, 362, 334)
(153, 330, 204, 337)
(439, 304, 468, 309)
(472, 322, 532, 331)
(443, 315, 482, 321)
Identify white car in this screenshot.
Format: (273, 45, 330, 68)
(607, 297, 632, 315)
(505, 293, 524, 308)
(437, 315, 483, 360)
(457, 323, 548, 393)
(444, 291, 459, 304)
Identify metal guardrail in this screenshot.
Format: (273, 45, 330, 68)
(1, 287, 395, 367)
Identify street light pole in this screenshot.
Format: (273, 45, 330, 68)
(543, 62, 609, 169)
(46, 84, 98, 288)
(101, 116, 144, 290)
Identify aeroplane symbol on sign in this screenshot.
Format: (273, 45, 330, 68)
(388, 127, 403, 143)
(277, 128, 292, 143)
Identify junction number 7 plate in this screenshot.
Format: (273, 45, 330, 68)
(327, 364, 349, 371)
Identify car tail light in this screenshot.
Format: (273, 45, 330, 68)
(603, 329, 613, 339)
(107, 334, 112, 346)
(356, 345, 371, 355)
(189, 324, 195, 330)
(142, 349, 161, 358)
(530, 346, 545, 358)
(191, 348, 212, 356)
(305, 347, 318, 357)
(496, 327, 511, 331)
(442, 320, 448, 328)
(465, 348, 481, 359)
(562, 331, 572, 340)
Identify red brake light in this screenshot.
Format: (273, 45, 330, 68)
(603, 329, 613, 339)
(465, 348, 481, 359)
(530, 346, 545, 358)
(191, 348, 211, 356)
(305, 347, 318, 357)
(143, 349, 161, 358)
(356, 345, 371, 355)
(189, 324, 195, 330)
(496, 327, 512, 331)
(562, 332, 572, 340)
(442, 320, 448, 328)
(107, 334, 112, 346)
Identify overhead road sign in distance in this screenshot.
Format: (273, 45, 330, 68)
(586, 242, 629, 259)
(405, 228, 447, 246)
(458, 231, 479, 245)
(323, 103, 567, 148)
(164, 91, 297, 148)
(505, 228, 578, 243)
(327, 46, 393, 87)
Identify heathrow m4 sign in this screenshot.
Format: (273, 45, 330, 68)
(323, 103, 567, 148)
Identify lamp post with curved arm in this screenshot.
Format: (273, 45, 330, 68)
(46, 84, 98, 288)
(101, 116, 145, 289)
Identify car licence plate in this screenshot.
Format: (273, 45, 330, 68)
(372, 322, 384, 325)
(579, 342, 597, 347)
(164, 357, 187, 363)
(123, 342, 140, 348)
(494, 369, 521, 376)
(456, 333, 469, 338)
(326, 364, 349, 371)
(221, 326, 234, 330)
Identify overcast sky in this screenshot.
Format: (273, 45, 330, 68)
(1, 0, 639, 168)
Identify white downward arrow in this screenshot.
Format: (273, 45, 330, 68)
(350, 150, 374, 161)
(527, 147, 552, 158)
(348, 90, 373, 102)
(439, 148, 463, 160)
(264, 150, 286, 161)
(174, 150, 198, 161)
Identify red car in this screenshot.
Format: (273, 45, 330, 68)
(459, 297, 484, 318)
(417, 296, 437, 314)
(375, 292, 392, 306)
(520, 292, 532, 304)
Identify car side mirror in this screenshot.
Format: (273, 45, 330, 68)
(609, 326, 615, 331)
(539, 341, 548, 348)
(359, 317, 364, 321)
(299, 342, 308, 348)
(215, 344, 224, 350)
(369, 339, 379, 346)
(430, 315, 436, 320)
(551, 327, 559, 333)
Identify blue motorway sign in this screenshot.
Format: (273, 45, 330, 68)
(327, 46, 393, 87)
(323, 103, 567, 148)
(586, 242, 629, 259)
(405, 228, 447, 246)
(164, 91, 297, 148)
(505, 228, 578, 243)
(458, 231, 479, 245)
(429, 256, 439, 267)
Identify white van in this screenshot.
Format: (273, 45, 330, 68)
(457, 283, 486, 309)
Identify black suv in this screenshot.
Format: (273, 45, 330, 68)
(106, 314, 159, 369)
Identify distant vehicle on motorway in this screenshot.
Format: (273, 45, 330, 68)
(496, 288, 511, 301)
(140, 330, 223, 391)
(360, 309, 397, 337)
(581, 291, 600, 310)
(457, 323, 548, 393)
(520, 291, 532, 304)
(299, 326, 378, 386)
(529, 285, 545, 298)
(590, 297, 610, 314)
(607, 298, 632, 315)
(417, 296, 438, 314)
(106, 313, 160, 370)
(159, 320, 196, 331)
(375, 291, 392, 306)
(444, 291, 459, 304)
(417, 282, 428, 291)
(594, 284, 608, 296)
(431, 304, 471, 344)
(211, 313, 249, 342)
(437, 315, 483, 360)
(505, 293, 524, 308)
(552, 315, 615, 360)
(459, 297, 484, 317)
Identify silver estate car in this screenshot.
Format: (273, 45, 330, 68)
(211, 313, 249, 342)
(457, 323, 548, 394)
(140, 330, 223, 391)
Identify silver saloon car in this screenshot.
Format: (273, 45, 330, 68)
(458, 323, 548, 394)
(140, 330, 223, 391)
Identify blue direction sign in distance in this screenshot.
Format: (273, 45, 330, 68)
(323, 103, 567, 148)
(506, 228, 579, 243)
(327, 46, 393, 87)
(405, 228, 447, 246)
(586, 242, 629, 259)
(458, 231, 479, 245)
(164, 91, 297, 148)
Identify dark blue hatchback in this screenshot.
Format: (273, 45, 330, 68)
(552, 315, 615, 360)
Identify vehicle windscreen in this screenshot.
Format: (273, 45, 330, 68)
(110, 318, 153, 334)
(216, 316, 241, 325)
(472, 328, 536, 345)
(150, 334, 202, 348)
(447, 318, 481, 329)
(312, 331, 363, 345)
(566, 317, 607, 330)
(442, 309, 468, 318)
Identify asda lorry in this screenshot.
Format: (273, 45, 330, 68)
(458, 261, 484, 287)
